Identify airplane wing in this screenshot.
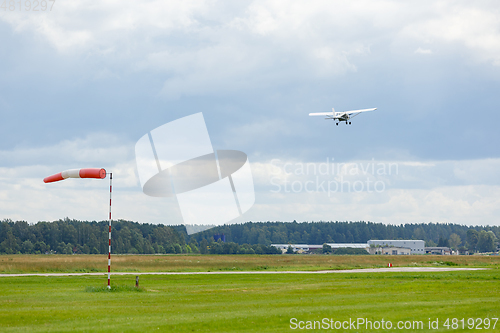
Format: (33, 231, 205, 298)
(309, 112, 334, 116)
(343, 108, 377, 115)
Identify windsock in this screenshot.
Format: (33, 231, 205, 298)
(43, 168, 106, 183)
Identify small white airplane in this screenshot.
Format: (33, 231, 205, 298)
(309, 107, 377, 126)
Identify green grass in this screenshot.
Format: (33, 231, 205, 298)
(85, 285, 145, 293)
(1, 254, 499, 273)
(0, 270, 499, 332)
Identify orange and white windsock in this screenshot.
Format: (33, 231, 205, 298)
(43, 168, 107, 183)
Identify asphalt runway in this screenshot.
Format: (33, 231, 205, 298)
(0, 267, 486, 277)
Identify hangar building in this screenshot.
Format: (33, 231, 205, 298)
(367, 240, 425, 254)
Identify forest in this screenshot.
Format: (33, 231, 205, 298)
(0, 219, 498, 254)
(192, 221, 499, 253)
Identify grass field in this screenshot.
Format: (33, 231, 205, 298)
(0, 254, 499, 273)
(0, 255, 499, 332)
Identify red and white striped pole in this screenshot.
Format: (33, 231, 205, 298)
(43, 168, 113, 289)
(108, 172, 112, 289)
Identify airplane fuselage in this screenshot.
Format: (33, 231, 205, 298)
(335, 113, 350, 121)
(309, 107, 376, 126)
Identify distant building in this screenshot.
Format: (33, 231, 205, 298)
(272, 241, 426, 254)
(271, 244, 312, 253)
(368, 240, 425, 254)
(425, 247, 451, 255)
(328, 243, 369, 250)
(369, 247, 411, 255)
(271, 243, 369, 254)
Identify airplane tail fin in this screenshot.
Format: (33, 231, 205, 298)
(332, 108, 336, 117)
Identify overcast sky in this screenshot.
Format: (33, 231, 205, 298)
(1, 0, 499, 226)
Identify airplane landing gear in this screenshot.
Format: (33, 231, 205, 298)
(349, 122, 351, 125)
(336, 123, 338, 126)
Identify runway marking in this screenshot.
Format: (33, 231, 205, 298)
(0, 267, 486, 277)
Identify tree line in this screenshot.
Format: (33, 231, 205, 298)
(191, 221, 499, 253)
(0, 219, 186, 255)
(0, 219, 498, 254)
(0, 219, 280, 255)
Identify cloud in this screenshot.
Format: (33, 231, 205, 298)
(255, 158, 500, 191)
(415, 47, 432, 54)
(2, 0, 500, 103)
(399, 3, 500, 65)
(1, 132, 129, 163)
(0, 1, 373, 99)
(0, 177, 183, 224)
(2, 1, 500, 226)
(0, 133, 181, 223)
(3, 1, 500, 85)
(1, 135, 499, 226)
(241, 157, 500, 225)
(245, 185, 500, 225)
(240, 184, 500, 225)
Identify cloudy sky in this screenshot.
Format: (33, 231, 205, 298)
(1, 0, 499, 227)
